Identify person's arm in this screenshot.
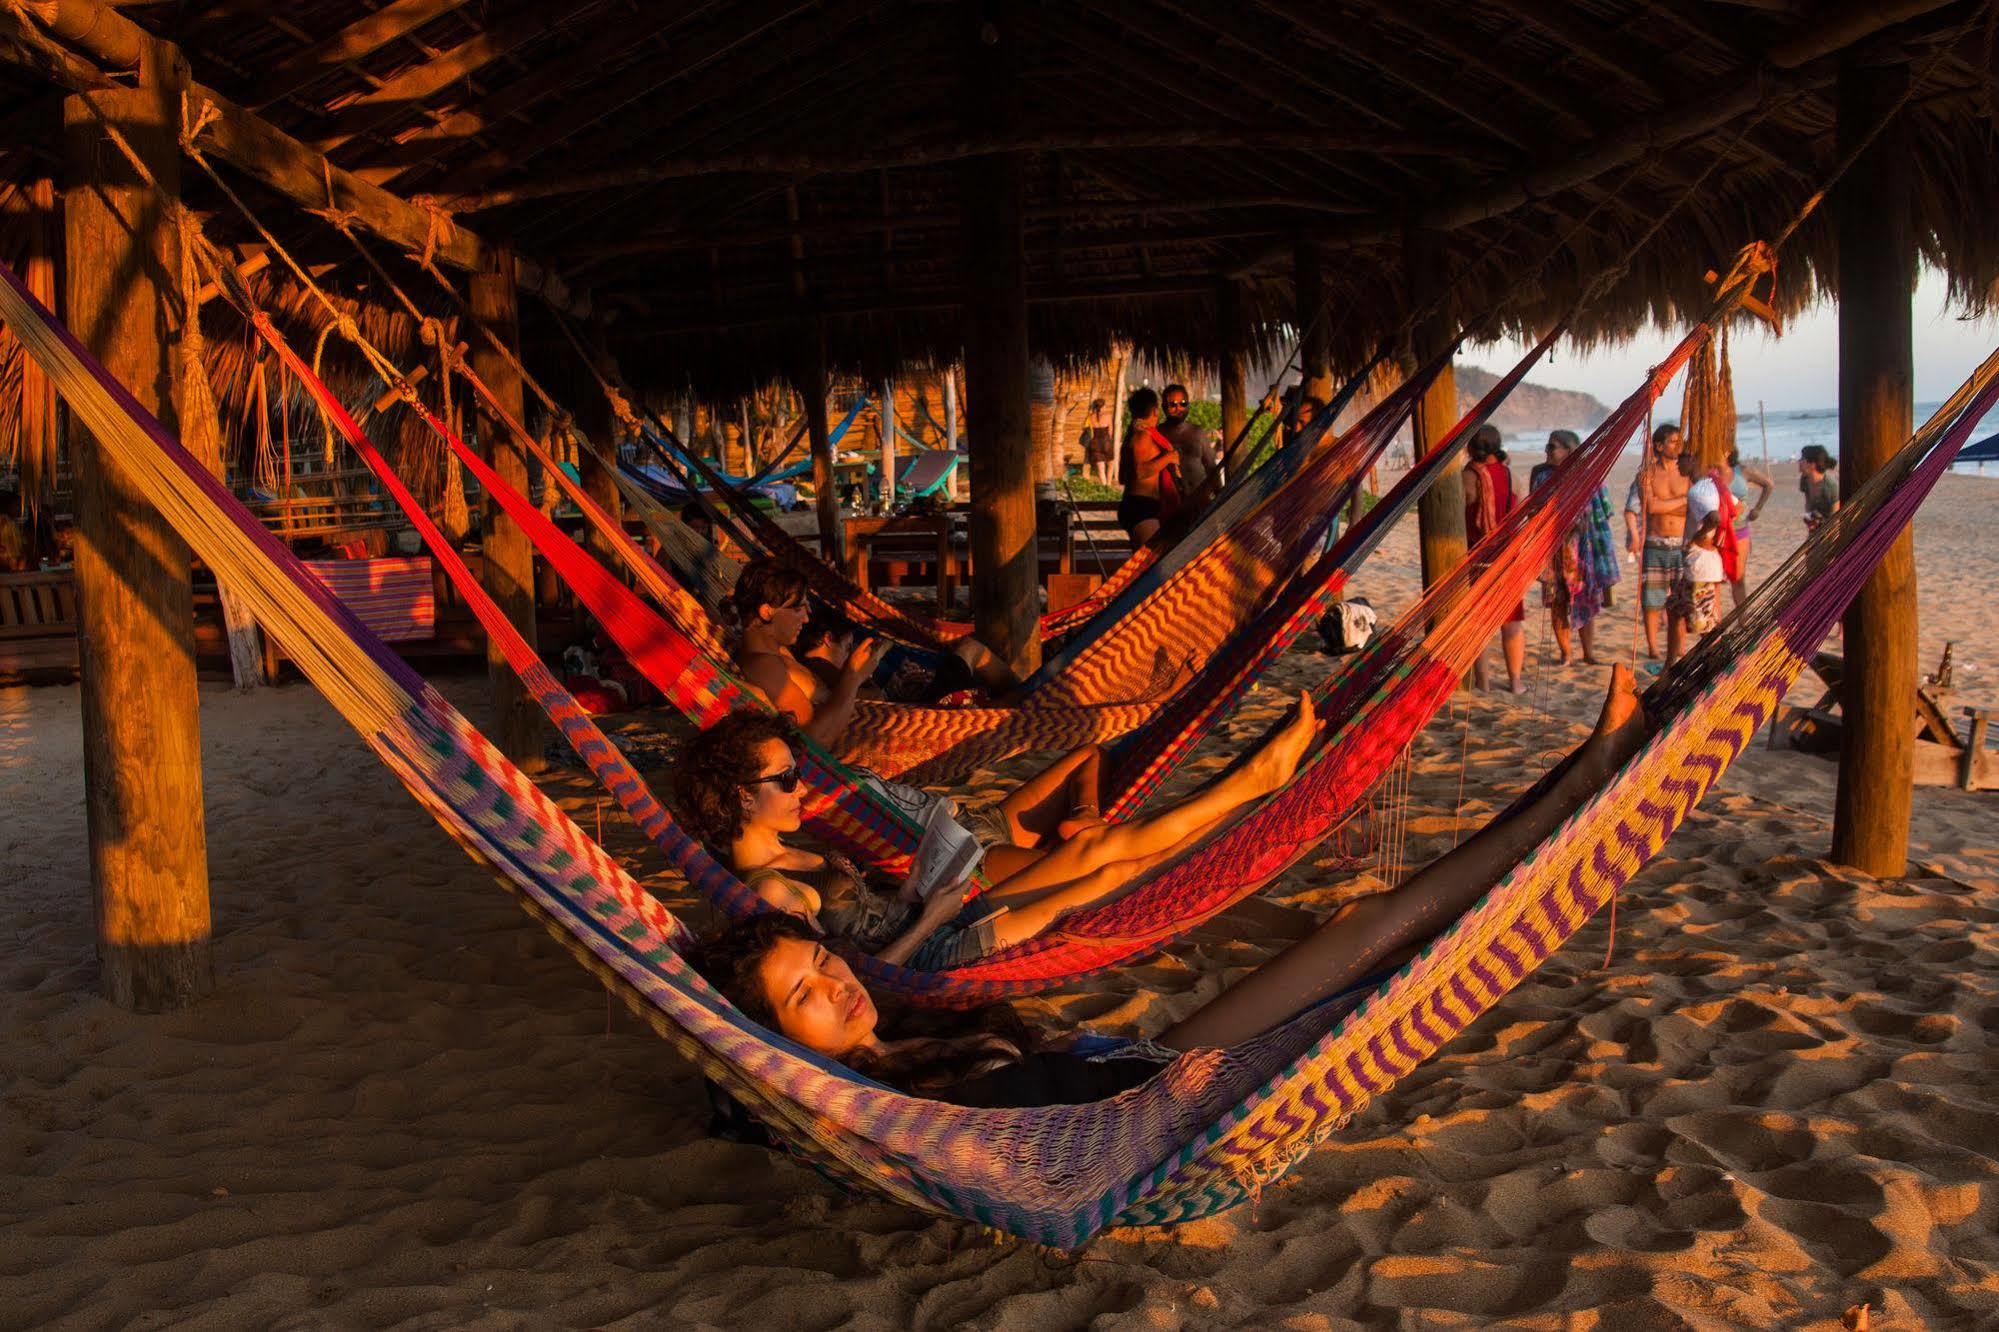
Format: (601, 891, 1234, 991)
(871, 884, 973, 966)
(797, 638, 878, 748)
(1742, 463, 1775, 520)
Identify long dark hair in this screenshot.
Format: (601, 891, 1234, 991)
(675, 708, 801, 846)
(723, 556, 809, 630)
(696, 913, 1038, 1092)
(1800, 444, 1836, 472)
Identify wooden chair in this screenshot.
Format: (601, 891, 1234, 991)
(0, 569, 80, 682)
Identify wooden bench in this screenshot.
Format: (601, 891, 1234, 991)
(0, 569, 80, 683)
(1769, 648, 1995, 791)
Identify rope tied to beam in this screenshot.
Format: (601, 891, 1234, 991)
(409, 194, 458, 274)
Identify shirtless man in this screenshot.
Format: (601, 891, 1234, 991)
(1631, 423, 1690, 665)
(1116, 387, 1178, 544)
(729, 560, 880, 747)
(1156, 383, 1221, 510)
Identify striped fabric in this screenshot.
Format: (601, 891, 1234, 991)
(302, 557, 435, 642)
(14, 248, 1979, 1245)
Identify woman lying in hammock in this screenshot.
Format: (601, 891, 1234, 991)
(677, 697, 1323, 972)
(726, 558, 1010, 742)
(699, 666, 1647, 1105)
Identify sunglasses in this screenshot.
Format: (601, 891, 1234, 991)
(745, 766, 802, 793)
(1165, 400, 1189, 409)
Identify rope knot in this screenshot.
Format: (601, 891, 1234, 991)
(177, 92, 221, 153)
(409, 194, 458, 270)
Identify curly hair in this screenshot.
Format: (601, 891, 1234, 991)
(722, 556, 810, 630)
(693, 912, 1039, 1090)
(674, 708, 802, 847)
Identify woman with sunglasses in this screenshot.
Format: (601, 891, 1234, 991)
(675, 695, 1323, 971)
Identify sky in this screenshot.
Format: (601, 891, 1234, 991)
(1463, 267, 1999, 413)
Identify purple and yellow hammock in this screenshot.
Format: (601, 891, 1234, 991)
(8, 253, 1991, 1244)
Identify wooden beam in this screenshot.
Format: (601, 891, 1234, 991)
(431, 0, 823, 198)
(4, 0, 591, 317)
(1294, 237, 1334, 406)
(62, 72, 213, 1011)
(447, 124, 1477, 210)
(308, 0, 609, 155)
(351, 18, 677, 187)
(559, 194, 1364, 260)
(245, 0, 474, 110)
(469, 248, 546, 769)
(1830, 58, 1916, 878)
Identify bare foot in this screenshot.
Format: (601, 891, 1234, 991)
(1579, 654, 1604, 666)
(1250, 691, 1322, 793)
(1508, 678, 1527, 695)
(1585, 663, 1648, 767)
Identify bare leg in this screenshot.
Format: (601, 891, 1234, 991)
(1730, 537, 1751, 606)
(1641, 609, 1662, 660)
(1665, 615, 1686, 668)
(995, 745, 1103, 848)
(1551, 609, 1573, 665)
(1578, 619, 1601, 666)
(1130, 517, 1162, 545)
(1501, 622, 1525, 693)
(982, 694, 1320, 908)
(1162, 666, 1647, 1051)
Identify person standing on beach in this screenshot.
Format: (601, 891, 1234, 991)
(1157, 384, 1220, 510)
(1117, 388, 1179, 545)
(1631, 424, 1691, 664)
(1463, 425, 1526, 692)
(1080, 398, 1115, 486)
(1530, 430, 1615, 666)
(1798, 445, 1839, 530)
(1725, 449, 1774, 605)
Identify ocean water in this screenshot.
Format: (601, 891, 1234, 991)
(1498, 400, 1999, 474)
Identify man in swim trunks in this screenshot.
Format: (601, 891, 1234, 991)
(1631, 423, 1690, 666)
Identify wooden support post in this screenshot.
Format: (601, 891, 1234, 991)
(796, 319, 842, 563)
(1218, 278, 1249, 475)
(62, 68, 212, 1010)
(573, 335, 622, 572)
(468, 249, 544, 769)
(1405, 228, 1469, 595)
(1294, 237, 1335, 405)
(960, 0, 1039, 676)
(1831, 58, 1916, 878)
(879, 376, 897, 512)
(1030, 359, 1057, 483)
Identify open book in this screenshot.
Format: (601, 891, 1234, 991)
(902, 798, 985, 901)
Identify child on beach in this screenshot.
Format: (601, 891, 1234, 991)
(1679, 511, 1728, 638)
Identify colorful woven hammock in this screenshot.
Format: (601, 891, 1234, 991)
(16, 251, 1984, 1244)
(215, 249, 1672, 1008)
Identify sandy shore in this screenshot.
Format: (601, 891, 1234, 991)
(3, 467, 1997, 1328)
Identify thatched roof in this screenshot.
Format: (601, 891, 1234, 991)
(1, 0, 1995, 408)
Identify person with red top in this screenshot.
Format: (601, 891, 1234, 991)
(1463, 425, 1526, 693)
(1116, 387, 1181, 544)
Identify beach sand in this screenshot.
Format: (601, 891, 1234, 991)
(3, 466, 1997, 1328)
